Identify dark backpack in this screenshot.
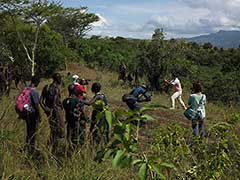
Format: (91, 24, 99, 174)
(122, 94, 136, 103)
(42, 84, 56, 109)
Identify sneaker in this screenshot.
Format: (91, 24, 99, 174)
(170, 107, 175, 110)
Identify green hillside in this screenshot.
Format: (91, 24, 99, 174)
(1, 64, 240, 179)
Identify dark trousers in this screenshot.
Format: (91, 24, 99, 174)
(126, 100, 141, 111)
(192, 120, 205, 137)
(25, 113, 39, 152)
(67, 122, 85, 146)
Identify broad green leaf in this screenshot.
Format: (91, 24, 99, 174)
(115, 109, 130, 117)
(132, 159, 143, 165)
(103, 149, 114, 160)
(141, 114, 155, 121)
(160, 162, 176, 169)
(150, 163, 166, 179)
(140, 107, 153, 113)
(114, 134, 123, 143)
(120, 153, 132, 167)
(105, 110, 112, 128)
(138, 163, 147, 180)
(112, 150, 125, 167)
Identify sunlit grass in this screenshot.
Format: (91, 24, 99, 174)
(0, 63, 239, 179)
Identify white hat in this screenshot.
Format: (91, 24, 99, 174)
(72, 74, 79, 80)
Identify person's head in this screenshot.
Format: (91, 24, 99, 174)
(191, 82, 202, 93)
(31, 76, 40, 87)
(172, 72, 178, 79)
(140, 84, 147, 90)
(79, 78, 86, 85)
(91, 82, 101, 93)
(52, 73, 62, 85)
(68, 84, 76, 96)
(72, 74, 79, 83)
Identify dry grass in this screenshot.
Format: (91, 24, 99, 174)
(0, 63, 239, 179)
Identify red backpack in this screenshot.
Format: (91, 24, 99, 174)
(15, 87, 34, 117)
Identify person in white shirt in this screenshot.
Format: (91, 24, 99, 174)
(165, 74, 187, 110)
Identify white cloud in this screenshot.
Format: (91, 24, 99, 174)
(92, 13, 109, 27)
(143, 0, 240, 37)
(87, 0, 240, 38)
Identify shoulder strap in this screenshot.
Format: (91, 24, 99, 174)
(197, 95, 204, 108)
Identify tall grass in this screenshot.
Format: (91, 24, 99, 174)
(0, 64, 239, 179)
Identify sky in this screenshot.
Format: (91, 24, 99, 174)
(60, 0, 240, 39)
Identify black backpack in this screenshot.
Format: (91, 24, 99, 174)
(122, 94, 135, 103)
(42, 84, 56, 109)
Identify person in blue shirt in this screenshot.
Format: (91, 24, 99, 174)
(187, 83, 207, 137)
(25, 76, 41, 153)
(123, 85, 151, 111)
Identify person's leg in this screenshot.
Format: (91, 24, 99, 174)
(192, 120, 199, 136)
(55, 107, 65, 139)
(178, 94, 187, 110)
(170, 92, 180, 109)
(198, 120, 205, 137)
(26, 113, 38, 153)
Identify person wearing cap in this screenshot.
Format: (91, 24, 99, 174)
(72, 75, 87, 100)
(164, 74, 187, 110)
(72, 74, 79, 84)
(123, 85, 151, 111)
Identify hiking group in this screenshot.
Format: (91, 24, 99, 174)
(15, 73, 109, 153)
(15, 71, 206, 154)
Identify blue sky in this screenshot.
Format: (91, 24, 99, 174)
(61, 0, 240, 39)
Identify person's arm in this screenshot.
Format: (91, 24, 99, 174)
(79, 85, 87, 94)
(40, 86, 51, 113)
(164, 79, 170, 84)
(81, 95, 99, 106)
(137, 92, 151, 102)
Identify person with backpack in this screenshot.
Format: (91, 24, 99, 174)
(164, 74, 187, 110)
(186, 83, 207, 137)
(15, 76, 41, 153)
(122, 85, 151, 111)
(63, 84, 86, 147)
(40, 73, 65, 150)
(82, 82, 109, 144)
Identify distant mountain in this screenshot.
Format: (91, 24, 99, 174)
(186, 30, 240, 48)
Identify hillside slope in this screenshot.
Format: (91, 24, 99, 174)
(0, 63, 239, 179)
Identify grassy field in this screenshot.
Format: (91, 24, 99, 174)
(0, 63, 240, 180)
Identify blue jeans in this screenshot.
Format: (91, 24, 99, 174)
(192, 120, 205, 137)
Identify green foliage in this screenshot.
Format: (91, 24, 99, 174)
(36, 29, 68, 76)
(151, 118, 240, 179)
(47, 6, 99, 44)
(95, 108, 178, 180)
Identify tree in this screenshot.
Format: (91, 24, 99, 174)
(0, 0, 61, 76)
(138, 29, 170, 91)
(48, 6, 99, 46)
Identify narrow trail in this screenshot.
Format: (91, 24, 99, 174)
(108, 98, 190, 150)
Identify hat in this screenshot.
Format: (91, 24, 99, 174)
(141, 84, 147, 89)
(72, 74, 79, 80)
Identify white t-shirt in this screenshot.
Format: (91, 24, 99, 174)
(170, 78, 182, 92)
